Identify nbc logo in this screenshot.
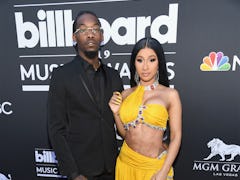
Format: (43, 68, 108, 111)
(200, 52, 231, 71)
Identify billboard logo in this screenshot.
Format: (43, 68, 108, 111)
(35, 149, 58, 163)
(15, 3, 178, 48)
(192, 137, 240, 178)
(204, 138, 240, 162)
(15, 2, 179, 91)
(35, 148, 66, 178)
(200, 52, 231, 71)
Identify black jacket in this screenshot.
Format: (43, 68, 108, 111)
(47, 55, 123, 178)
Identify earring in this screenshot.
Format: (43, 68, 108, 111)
(73, 40, 77, 46)
(100, 40, 105, 47)
(155, 71, 159, 82)
(134, 72, 140, 84)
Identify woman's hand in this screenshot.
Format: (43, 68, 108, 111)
(108, 91, 122, 115)
(150, 170, 167, 180)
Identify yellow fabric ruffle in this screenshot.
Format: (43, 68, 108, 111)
(116, 141, 174, 180)
(119, 85, 168, 129)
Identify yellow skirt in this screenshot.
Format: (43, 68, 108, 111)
(115, 141, 174, 180)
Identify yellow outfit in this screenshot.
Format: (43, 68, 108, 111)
(119, 85, 168, 130)
(116, 85, 174, 180)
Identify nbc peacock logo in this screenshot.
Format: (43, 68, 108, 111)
(200, 52, 231, 71)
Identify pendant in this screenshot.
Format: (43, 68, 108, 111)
(143, 81, 159, 91)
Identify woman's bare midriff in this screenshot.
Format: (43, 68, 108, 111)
(124, 123, 166, 158)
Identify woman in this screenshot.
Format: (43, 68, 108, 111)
(109, 37, 182, 180)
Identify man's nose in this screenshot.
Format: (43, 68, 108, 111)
(86, 28, 95, 38)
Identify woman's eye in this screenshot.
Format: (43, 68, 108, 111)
(136, 59, 143, 62)
(150, 58, 156, 62)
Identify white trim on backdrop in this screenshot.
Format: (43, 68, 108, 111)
(14, 0, 133, 8)
(18, 52, 176, 58)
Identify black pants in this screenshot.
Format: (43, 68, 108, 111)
(64, 170, 114, 180)
(86, 171, 114, 180)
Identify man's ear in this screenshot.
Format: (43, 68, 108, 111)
(100, 30, 104, 46)
(72, 34, 77, 46)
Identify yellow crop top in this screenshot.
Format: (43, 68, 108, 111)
(119, 85, 168, 131)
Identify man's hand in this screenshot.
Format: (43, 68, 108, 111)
(73, 175, 88, 180)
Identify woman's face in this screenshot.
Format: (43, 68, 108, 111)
(135, 47, 159, 85)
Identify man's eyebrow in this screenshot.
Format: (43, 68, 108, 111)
(78, 23, 100, 27)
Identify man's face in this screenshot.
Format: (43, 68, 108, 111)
(73, 13, 103, 58)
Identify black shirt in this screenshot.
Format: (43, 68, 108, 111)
(81, 58, 104, 112)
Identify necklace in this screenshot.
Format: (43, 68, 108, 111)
(143, 81, 159, 91)
(93, 61, 101, 71)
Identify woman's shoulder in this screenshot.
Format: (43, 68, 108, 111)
(157, 84, 176, 91)
(158, 85, 180, 99)
(156, 85, 181, 109)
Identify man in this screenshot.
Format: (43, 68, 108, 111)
(47, 11, 123, 180)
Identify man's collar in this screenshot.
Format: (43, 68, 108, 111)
(76, 55, 102, 71)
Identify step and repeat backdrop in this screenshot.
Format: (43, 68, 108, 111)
(0, 0, 240, 179)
